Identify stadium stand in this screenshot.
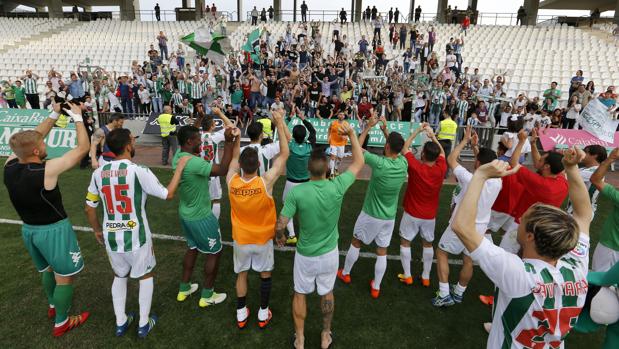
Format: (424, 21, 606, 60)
(0, 17, 75, 50)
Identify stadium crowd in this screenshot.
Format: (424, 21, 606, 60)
(3, 6, 619, 349)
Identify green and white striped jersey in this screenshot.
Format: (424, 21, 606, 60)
(200, 130, 225, 164)
(23, 77, 37, 94)
(86, 160, 169, 253)
(456, 99, 468, 121)
(470, 235, 589, 349)
(187, 80, 203, 99)
(240, 142, 281, 176)
(567, 166, 600, 217)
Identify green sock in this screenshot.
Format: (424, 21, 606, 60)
(179, 282, 190, 293)
(53, 284, 74, 325)
(201, 288, 214, 299)
(42, 271, 56, 306)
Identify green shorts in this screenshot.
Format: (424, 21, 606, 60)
(180, 214, 222, 254)
(22, 218, 84, 276)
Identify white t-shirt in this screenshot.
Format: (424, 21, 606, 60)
(470, 234, 589, 349)
(446, 54, 457, 68)
(567, 166, 600, 217)
(499, 112, 511, 128)
(86, 159, 168, 253)
(503, 132, 531, 158)
(523, 113, 538, 132)
(240, 142, 281, 176)
(450, 165, 502, 230)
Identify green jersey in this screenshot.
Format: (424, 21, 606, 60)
(172, 151, 213, 220)
(3, 85, 15, 100)
(281, 171, 355, 256)
(362, 152, 407, 220)
(600, 184, 619, 251)
(286, 140, 312, 181)
(231, 90, 244, 104)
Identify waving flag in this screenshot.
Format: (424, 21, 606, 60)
(241, 28, 261, 64)
(181, 26, 231, 66)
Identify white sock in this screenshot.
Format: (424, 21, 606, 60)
(422, 247, 434, 280)
(286, 218, 296, 237)
(373, 255, 387, 289)
(212, 203, 221, 220)
(138, 277, 154, 327)
(438, 282, 450, 297)
(112, 277, 128, 326)
(400, 246, 411, 277)
(454, 282, 467, 296)
(329, 159, 336, 173)
(342, 245, 360, 275)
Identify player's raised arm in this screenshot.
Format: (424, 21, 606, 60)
(562, 147, 592, 235)
(402, 122, 427, 155)
(211, 127, 236, 177)
(510, 129, 528, 169)
(264, 110, 290, 190)
(447, 124, 471, 170)
(211, 106, 234, 127)
(226, 127, 242, 183)
(339, 122, 364, 177)
(44, 102, 90, 190)
(358, 113, 379, 147)
(424, 125, 445, 157)
(591, 148, 619, 191)
(452, 160, 520, 252)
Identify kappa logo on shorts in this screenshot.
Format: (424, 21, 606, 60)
(70, 251, 82, 267)
(208, 238, 217, 249)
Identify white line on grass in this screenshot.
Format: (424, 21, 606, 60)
(0, 218, 463, 265)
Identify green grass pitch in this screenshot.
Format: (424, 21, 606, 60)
(0, 161, 607, 348)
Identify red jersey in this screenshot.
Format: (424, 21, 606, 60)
(512, 167, 568, 223)
(241, 83, 251, 100)
(403, 153, 447, 219)
(491, 174, 523, 216)
(358, 102, 373, 119)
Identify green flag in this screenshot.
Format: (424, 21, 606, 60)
(242, 28, 261, 64)
(180, 27, 230, 65)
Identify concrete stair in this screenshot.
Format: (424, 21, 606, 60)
(0, 20, 84, 55)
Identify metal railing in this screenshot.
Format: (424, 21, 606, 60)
(0, 9, 234, 22)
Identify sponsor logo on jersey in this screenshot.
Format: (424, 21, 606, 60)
(105, 220, 138, 232)
(570, 240, 588, 258)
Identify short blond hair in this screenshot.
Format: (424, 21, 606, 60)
(525, 204, 579, 260)
(9, 130, 43, 159)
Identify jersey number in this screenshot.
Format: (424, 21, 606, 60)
(101, 184, 133, 215)
(202, 144, 214, 161)
(515, 307, 582, 349)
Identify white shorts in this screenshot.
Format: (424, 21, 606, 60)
(592, 243, 619, 272)
(107, 241, 156, 279)
(399, 212, 436, 242)
(438, 224, 490, 256)
(353, 211, 395, 248)
(209, 176, 222, 200)
(283, 180, 302, 201)
(329, 145, 345, 159)
(293, 248, 339, 296)
(487, 210, 515, 233)
(233, 240, 274, 273)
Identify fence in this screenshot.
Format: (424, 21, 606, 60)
(97, 112, 150, 127)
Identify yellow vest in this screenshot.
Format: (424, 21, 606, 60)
(55, 114, 69, 128)
(438, 118, 457, 141)
(158, 113, 175, 137)
(257, 118, 273, 138)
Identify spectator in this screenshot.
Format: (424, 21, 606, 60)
(388, 8, 394, 24)
(371, 6, 377, 20)
(364, 6, 371, 22)
(399, 25, 407, 50)
(157, 31, 168, 60)
(542, 81, 561, 110)
(394, 8, 400, 24)
(155, 3, 160, 21)
(251, 6, 258, 25)
(590, 8, 600, 27)
(268, 6, 275, 21)
(414, 5, 422, 22)
(428, 26, 436, 52)
(339, 8, 347, 25)
(261, 8, 268, 23)
(21, 70, 40, 109)
(461, 16, 470, 35)
(138, 84, 151, 114)
(210, 3, 217, 18)
(301, 1, 308, 22)
(569, 70, 584, 97)
(13, 80, 26, 109)
(517, 6, 526, 25)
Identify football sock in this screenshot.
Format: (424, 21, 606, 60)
(454, 282, 467, 296)
(112, 277, 128, 326)
(422, 247, 434, 280)
(400, 246, 411, 277)
(42, 270, 56, 306)
(342, 245, 360, 275)
(212, 203, 221, 220)
(373, 255, 387, 289)
(329, 159, 336, 174)
(438, 282, 450, 298)
(138, 277, 154, 327)
(286, 219, 296, 237)
(237, 296, 246, 310)
(260, 277, 272, 309)
(201, 288, 214, 299)
(484, 233, 493, 243)
(53, 284, 74, 326)
(179, 282, 190, 293)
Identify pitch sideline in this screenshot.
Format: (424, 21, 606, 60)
(0, 218, 464, 266)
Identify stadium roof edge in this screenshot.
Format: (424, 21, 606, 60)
(540, 0, 617, 11)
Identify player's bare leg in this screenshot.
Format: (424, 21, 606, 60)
(451, 255, 474, 303)
(293, 292, 307, 349)
(320, 292, 334, 349)
(177, 249, 199, 302)
(432, 248, 455, 307)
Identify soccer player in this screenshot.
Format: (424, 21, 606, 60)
(283, 107, 317, 245)
(4, 102, 89, 337)
(172, 124, 236, 307)
(192, 105, 235, 219)
(590, 147, 619, 272)
(327, 111, 349, 177)
(433, 126, 502, 307)
(227, 109, 289, 329)
(397, 122, 447, 287)
(451, 148, 591, 349)
(240, 115, 290, 175)
(85, 128, 190, 338)
(338, 115, 408, 298)
(499, 129, 568, 254)
(89, 113, 125, 169)
(566, 144, 607, 219)
(275, 123, 365, 349)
